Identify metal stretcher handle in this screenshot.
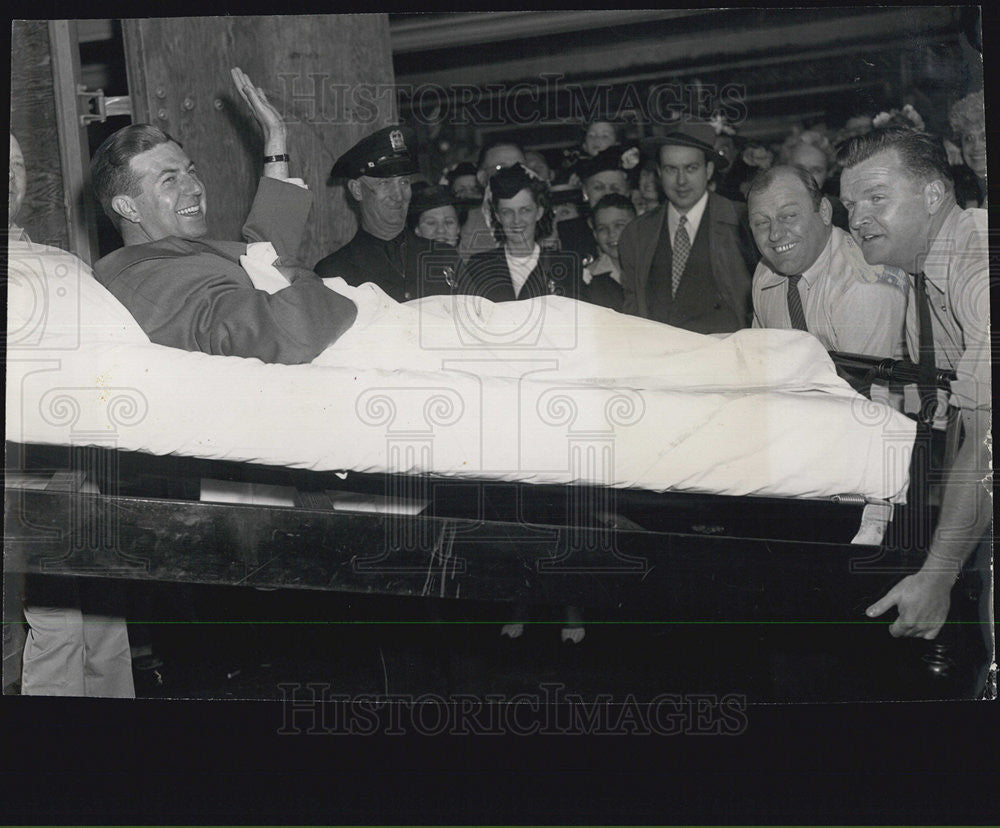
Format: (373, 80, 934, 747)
(828, 351, 956, 390)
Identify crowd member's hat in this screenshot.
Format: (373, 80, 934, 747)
(548, 183, 585, 206)
(640, 120, 720, 159)
(330, 125, 417, 180)
(488, 162, 543, 201)
(446, 162, 478, 183)
(574, 144, 641, 182)
(408, 184, 459, 218)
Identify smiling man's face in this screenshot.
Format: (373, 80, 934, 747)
(658, 145, 712, 213)
(748, 169, 832, 276)
(125, 141, 208, 242)
(840, 148, 932, 272)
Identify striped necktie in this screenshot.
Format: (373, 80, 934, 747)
(785, 274, 808, 331)
(671, 215, 690, 298)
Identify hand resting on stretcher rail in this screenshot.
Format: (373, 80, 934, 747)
(6, 239, 915, 503)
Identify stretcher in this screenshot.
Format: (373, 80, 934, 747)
(3, 245, 986, 697)
(0, 339, 955, 616)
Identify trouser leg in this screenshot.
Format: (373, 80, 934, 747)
(22, 575, 134, 698)
(21, 576, 86, 697)
(80, 580, 134, 699)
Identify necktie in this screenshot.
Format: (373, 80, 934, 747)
(914, 271, 938, 424)
(671, 215, 690, 298)
(785, 274, 808, 331)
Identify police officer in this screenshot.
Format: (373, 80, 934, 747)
(315, 125, 457, 301)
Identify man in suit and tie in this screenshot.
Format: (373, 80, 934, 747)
(618, 121, 758, 334)
(92, 68, 357, 363)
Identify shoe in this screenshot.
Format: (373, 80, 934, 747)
(500, 623, 525, 640)
(132, 654, 166, 694)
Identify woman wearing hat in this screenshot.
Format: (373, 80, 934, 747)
(559, 118, 626, 183)
(408, 184, 465, 248)
(444, 161, 482, 202)
(455, 163, 582, 302)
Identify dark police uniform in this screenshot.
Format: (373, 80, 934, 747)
(314, 125, 459, 302)
(315, 229, 457, 302)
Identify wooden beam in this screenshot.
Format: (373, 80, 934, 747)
(400, 34, 953, 107)
(4, 487, 902, 620)
(390, 10, 705, 53)
(394, 7, 956, 89)
(48, 20, 100, 266)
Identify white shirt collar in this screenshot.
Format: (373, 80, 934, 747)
(757, 226, 835, 290)
(505, 243, 541, 298)
(667, 190, 710, 243)
(799, 227, 834, 286)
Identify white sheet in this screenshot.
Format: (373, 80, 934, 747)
(6, 241, 915, 502)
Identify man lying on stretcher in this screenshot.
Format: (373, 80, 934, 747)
(87, 69, 857, 395)
(91, 68, 357, 364)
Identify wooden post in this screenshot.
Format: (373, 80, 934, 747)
(10, 21, 70, 251)
(48, 20, 100, 266)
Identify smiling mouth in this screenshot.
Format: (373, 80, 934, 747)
(859, 233, 882, 243)
(773, 242, 796, 253)
(176, 206, 202, 216)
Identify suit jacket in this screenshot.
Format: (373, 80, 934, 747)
(314, 229, 458, 303)
(619, 192, 757, 330)
(555, 215, 598, 265)
(456, 247, 582, 303)
(94, 177, 357, 364)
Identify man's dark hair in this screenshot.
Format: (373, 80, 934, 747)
(446, 162, 478, 185)
(476, 140, 525, 172)
(836, 126, 954, 188)
(746, 164, 824, 211)
(589, 193, 637, 221)
(91, 124, 177, 229)
(486, 163, 553, 246)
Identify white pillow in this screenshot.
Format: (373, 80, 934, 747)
(7, 240, 150, 351)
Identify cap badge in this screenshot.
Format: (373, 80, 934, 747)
(390, 130, 406, 151)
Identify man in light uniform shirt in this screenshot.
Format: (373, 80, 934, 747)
(747, 164, 907, 361)
(839, 127, 991, 664)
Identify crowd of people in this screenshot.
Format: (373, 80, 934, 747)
(299, 89, 988, 330)
(9, 60, 990, 696)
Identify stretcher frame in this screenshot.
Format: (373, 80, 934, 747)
(3, 358, 987, 699)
